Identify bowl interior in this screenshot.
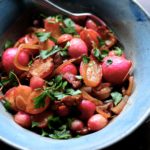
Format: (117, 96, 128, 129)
(1, 0, 150, 150)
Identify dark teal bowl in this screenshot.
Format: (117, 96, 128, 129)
(0, 0, 150, 149)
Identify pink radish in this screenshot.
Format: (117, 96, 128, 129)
(30, 76, 45, 89)
(88, 114, 108, 131)
(102, 56, 132, 84)
(68, 38, 88, 58)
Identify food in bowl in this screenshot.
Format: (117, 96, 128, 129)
(0, 14, 133, 139)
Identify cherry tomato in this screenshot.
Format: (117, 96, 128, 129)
(80, 60, 102, 87)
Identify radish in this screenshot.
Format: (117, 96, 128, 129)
(102, 56, 132, 84)
(70, 119, 84, 131)
(2, 48, 29, 74)
(78, 100, 96, 120)
(14, 111, 31, 128)
(88, 114, 108, 131)
(68, 38, 88, 58)
(58, 63, 77, 75)
(30, 76, 45, 89)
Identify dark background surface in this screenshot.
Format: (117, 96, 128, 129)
(1, 0, 150, 150)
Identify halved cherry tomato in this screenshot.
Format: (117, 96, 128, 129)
(80, 60, 102, 87)
(80, 29, 100, 49)
(44, 18, 62, 39)
(86, 19, 98, 31)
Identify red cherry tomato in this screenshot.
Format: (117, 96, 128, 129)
(80, 60, 102, 87)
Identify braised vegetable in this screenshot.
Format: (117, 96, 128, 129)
(0, 14, 133, 139)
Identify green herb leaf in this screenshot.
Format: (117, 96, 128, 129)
(114, 47, 123, 56)
(93, 48, 108, 62)
(106, 59, 113, 65)
(111, 91, 123, 105)
(66, 88, 81, 96)
(98, 38, 105, 47)
(40, 46, 61, 59)
(34, 92, 47, 108)
(62, 81, 68, 90)
(49, 125, 71, 139)
(55, 75, 62, 84)
(32, 121, 39, 128)
(3, 40, 13, 49)
(82, 55, 90, 64)
(3, 100, 11, 111)
(35, 32, 51, 42)
(75, 75, 83, 80)
(61, 18, 77, 34)
(55, 15, 63, 22)
(53, 91, 67, 100)
(41, 129, 49, 137)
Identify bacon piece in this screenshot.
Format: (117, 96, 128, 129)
(63, 72, 81, 89)
(61, 95, 82, 106)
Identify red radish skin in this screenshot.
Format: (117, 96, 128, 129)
(102, 56, 132, 84)
(58, 63, 77, 75)
(88, 114, 108, 131)
(2, 48, 29, 74)
(78, 100, 96, 120)
(86, 19, 98, 31)
(71, 119, 84, 131)
(14, 111, 31, 128)
(30, 76, 45, 89)
(68, 38, 88, 58)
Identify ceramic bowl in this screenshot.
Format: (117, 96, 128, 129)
(0, 0, 150, 149)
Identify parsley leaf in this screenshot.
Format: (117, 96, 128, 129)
(40, 46, 61, 59)
(41, 129, 49, 137)
(34, 92, 47, 108)
(98, 38, 105, 47)
(32, 121, 39, 128)
(93, 48, 108, 61)
(3, 100, 11, 111)
(66, 88, 81, 95)
(114, 47, 123, 56)
(75, 75, 83, 80)
(35, 32, 51, 42)
(111, 91, 123, 105)
(49, 125, 72, 139)
(61, 18, 77, 34)
(82, 55, 90, 64)
(3, 40, 14, 49)
(53, 91, 67, 100)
